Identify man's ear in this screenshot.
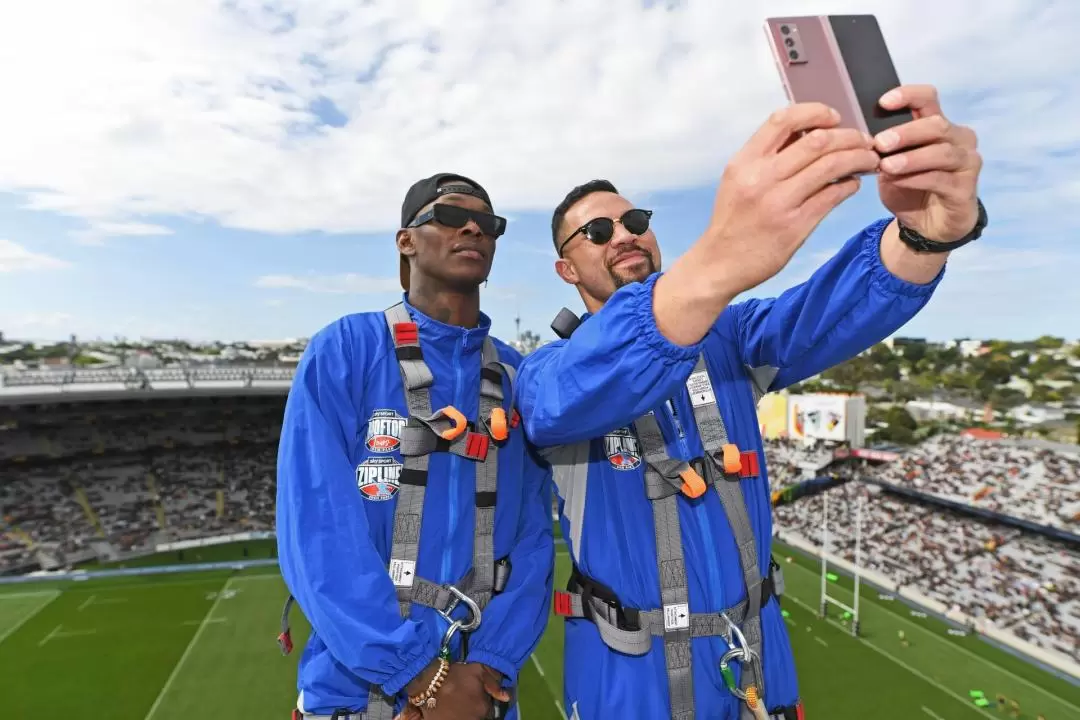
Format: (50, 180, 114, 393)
(396, 229, 416, 258)
(554, 257, 579, 285)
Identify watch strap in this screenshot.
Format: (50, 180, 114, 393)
(897, 198, 988, 253)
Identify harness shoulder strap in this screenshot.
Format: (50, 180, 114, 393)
(636, 411, 696, 720)
(686, 355, 767, 718)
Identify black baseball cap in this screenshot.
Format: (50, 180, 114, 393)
(398, 173, 494, 291)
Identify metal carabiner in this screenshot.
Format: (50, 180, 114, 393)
(718, 647, 748, 701)
(446, 585, 482, 633)
(440, 618, 464, 658)
(721, 612, 756, 662)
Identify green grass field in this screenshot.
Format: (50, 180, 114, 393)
(1, 539, 1077, 719)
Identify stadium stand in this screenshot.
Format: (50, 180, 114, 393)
(1, 369, 1078, 667)
(870, 433, 1080, 530)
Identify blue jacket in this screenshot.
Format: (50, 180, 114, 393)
(516, 219, 944, 719)
(277, 298, 555, 716)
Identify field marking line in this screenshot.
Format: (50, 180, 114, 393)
(529, 654, 566, 720)
(529, 655, 546, 678)
(77, 594, 96, 612)
(55, 628, 98, 639)
(922, 706, 945, 720)
(143, 576, 233, 720)
(0, 590, 58, 600)
(785, 560, 1080, 715)
(181, 617, 227, 626)
(814, 636, 828, 648)
(37, 623, 63, 648)
(786, 593, 995, 719)
(0, 590, 60, 646)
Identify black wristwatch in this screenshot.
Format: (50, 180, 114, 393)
(897, 198, 988, 254)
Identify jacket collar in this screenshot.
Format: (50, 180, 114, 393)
(401, 293, 491, 353)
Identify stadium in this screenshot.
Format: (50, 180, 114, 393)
(2, 367, 1079, 720)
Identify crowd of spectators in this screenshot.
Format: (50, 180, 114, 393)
(3, 403, 1079, 664)
(774, 481, 1080, 662)
(870, 433, 1080, 531)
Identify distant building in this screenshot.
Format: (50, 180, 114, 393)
(1008, 404, 1066, 426)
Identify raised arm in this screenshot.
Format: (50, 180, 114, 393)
(516, 273, 705, 446)
(729, 218, 944, 393)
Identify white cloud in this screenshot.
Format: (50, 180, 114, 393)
(255, 273, 400, 294)
(0, 1, 1074, 238)
(72, 221, 173, 246)
(0, 239, 70, 272)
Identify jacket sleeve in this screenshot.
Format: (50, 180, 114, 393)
(464, 444, 555, 684)
(730, 218, 944, 392)
(276, 321, 439, 696)
(516, 272, 704, 446)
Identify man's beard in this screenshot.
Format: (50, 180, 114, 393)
(610, 254, 658, 289)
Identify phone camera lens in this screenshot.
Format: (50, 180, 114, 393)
(784, 38, 795, 48)
(780, 25, 791, 35)
(788, 50, 799, 61)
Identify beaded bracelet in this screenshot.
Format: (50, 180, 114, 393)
(408, 656, 450, 710)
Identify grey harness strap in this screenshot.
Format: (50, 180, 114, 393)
(684, 355, 767, 719)
(636, 410, 696, 720)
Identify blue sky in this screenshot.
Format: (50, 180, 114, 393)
(1, 1, 1077, 345)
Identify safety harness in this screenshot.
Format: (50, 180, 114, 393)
(278, 302, 518, 720)
(548, 310, 803, 720)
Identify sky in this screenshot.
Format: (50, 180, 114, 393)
(0, 0, 1078, 346)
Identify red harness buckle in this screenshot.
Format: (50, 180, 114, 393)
(510, 409, 521, 429)
(393, 322, 419, 346)
(464, 431, 490, 461)
(553, 590, 573, 617)
(739, 450, 760, 478)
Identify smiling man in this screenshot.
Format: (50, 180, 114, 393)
(276, 174, 554, 720)
(518, 88, 985, 719)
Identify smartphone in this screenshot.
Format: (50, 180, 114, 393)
(764, 15, 912, 153)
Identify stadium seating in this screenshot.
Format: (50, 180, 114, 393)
(2, 398, 1078, 664)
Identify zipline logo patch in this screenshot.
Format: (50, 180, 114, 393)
(365, 409, 406, 453)
(356, 456, 402, 501)
(604, 427, 641, 471)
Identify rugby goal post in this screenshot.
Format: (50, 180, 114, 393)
(818, 472, 864, 637)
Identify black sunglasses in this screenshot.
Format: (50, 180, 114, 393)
(408, 203, 507, 238)
(558, 208, 653, 257)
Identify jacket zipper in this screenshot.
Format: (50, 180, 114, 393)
(441, 333, 467, 582)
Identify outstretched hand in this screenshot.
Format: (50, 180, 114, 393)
(874, 84, 982, 242)
(703, 101, 880, 298)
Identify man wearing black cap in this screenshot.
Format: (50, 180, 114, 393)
(276, 174, 554, 720)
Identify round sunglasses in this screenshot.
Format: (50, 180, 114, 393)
(408, 203, 507, 238)
(558, 208, 653, 257)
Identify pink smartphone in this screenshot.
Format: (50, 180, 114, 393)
(764, 15, 913, 153)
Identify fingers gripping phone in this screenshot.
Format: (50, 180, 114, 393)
(764, 15, 913, 154)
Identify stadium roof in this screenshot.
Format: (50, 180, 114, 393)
(0, 366, 294, 406)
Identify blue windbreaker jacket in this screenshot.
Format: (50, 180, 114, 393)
(516, 219, 944, 719)
(277, 298, 555, 716)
